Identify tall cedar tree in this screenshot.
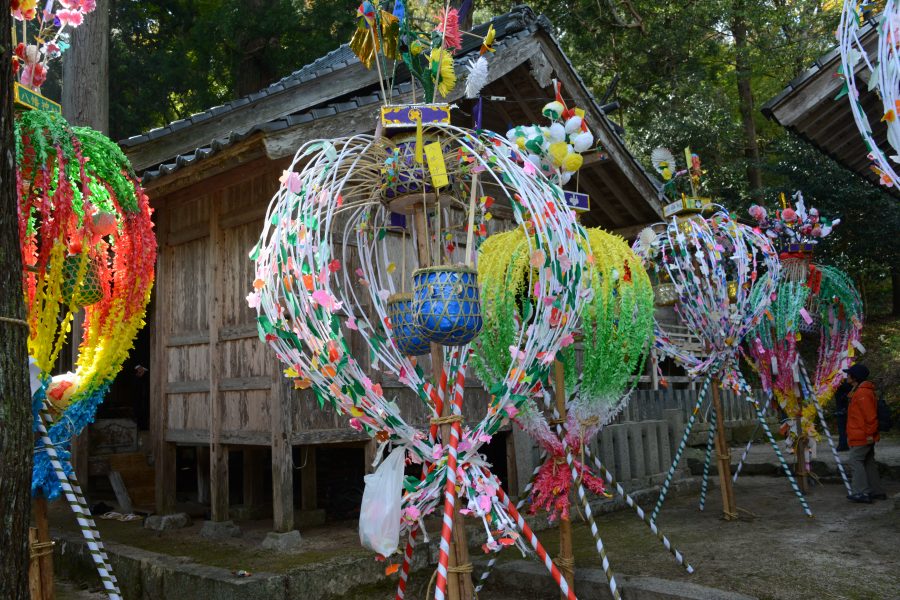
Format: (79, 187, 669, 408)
(0, 3, 35, 598)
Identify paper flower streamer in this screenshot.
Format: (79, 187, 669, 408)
(251, 119, 585, 599)
(11, 0, 98, 91)
(17, 111, 156, 499)
(634, 209, 814, 520)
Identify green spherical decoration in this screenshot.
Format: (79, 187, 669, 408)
(61, 254, 103, 307)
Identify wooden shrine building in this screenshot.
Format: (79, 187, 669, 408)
(120, 6, 666, 534)
(762, 22, 900, 198)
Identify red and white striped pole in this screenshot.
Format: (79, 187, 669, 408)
(495, 486, 577, 600)
(433, 355, 468, 600)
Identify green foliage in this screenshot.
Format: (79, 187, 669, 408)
(15, 110, 140, 213)
(108, 0, 356, 140)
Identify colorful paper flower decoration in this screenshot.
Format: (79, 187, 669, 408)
(477, 226, 654, 519)
(505, 81, 594, 185)
(11, 0, 98, 91)
(17, 111, 156, 498)
(747, 191, 840, 250)
(250, 120, 585, 597)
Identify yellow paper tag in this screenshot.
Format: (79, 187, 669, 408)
(424, 142, 449, 188)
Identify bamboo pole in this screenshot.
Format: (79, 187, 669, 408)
(33, 498, 54, 600)
(413, 206, 473, 600)
(553, 360, 575, 598)
(710, 379, 737, 520)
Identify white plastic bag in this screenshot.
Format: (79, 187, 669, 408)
(359, 446, 406, 556)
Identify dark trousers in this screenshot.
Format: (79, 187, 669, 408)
(849, 444, 883, 496)
(836, 414, 849, 450)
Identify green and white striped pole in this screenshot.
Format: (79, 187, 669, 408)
(36, 404, 122, 599)
(698, 400, 718, 511)
(651, 375, 712, 522)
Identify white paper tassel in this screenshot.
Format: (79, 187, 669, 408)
(464, 56, 489, 99)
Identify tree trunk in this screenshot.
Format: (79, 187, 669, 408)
(234, 0, 277, 98)
(0, 5, 36, 598)
(732, 5, 763, 194)
(63, 0, 109, 133)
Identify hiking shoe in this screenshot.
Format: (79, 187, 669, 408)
(870, 493, 888, 501)
(847, 493, 872, 503)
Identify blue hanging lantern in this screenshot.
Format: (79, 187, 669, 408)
(412, 265, 482, 346)
(386, 293, 431, 356)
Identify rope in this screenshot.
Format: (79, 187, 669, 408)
(430, 414, 464, 426)
(30, 540, 55, 559)
(0, 316, 29, 327)
(447, 563, 473, 574)
(426, 564, 474, 600)
(553, 555, 576, 570)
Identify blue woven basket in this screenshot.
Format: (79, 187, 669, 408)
(386, 293, 431, 356)
(412, 265, 482, 346)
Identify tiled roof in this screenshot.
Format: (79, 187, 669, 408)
(121, 6, 536, 151)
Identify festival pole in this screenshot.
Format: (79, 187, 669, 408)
(711, 377, 737, 520)
(553, 360, 575, 598)
(412, 205, 473, 600)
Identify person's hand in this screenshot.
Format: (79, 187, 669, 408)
(866, 435, 874, 444)
(135, 365, 148, 378)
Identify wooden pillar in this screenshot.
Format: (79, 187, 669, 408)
(711, 379, 736, 520)
(364, 439, 377, 475)
(553, 360, 575, 597)
(413, 206, 473, 600)
(151, 206, 177, 514)
(299, 446, 317, 511)
(30, 498, 54, 600)
(271, 380, 294, 532)
(209, 196, 228, 522)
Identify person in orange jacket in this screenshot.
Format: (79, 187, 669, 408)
(845, 364, 885, 503)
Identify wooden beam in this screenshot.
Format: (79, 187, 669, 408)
(151, 206, 177, 514)
(573, 172, 626, 228)
(145, 154, 286, 208)
(209, 192, 229, 522)
(769, 30, 877, 128)
(589, 163, 647, 222)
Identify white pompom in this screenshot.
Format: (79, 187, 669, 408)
(572, 131, 594, 153)
(564, 116, 582, 135)
(548, 122, 566, 142)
